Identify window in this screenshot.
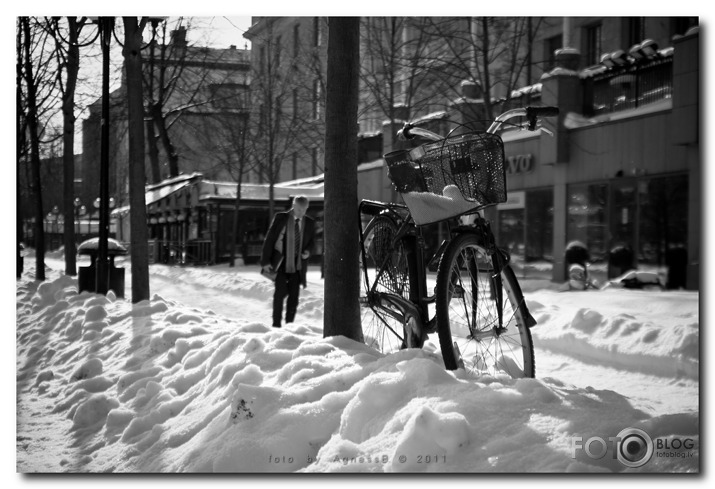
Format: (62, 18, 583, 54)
(312, 79, 321, 119)
(259, 45, 265, 73)
(293, 23, 300, 57)
(312, 148, 319, 175)
(208, 83, 247, 110)
(625, 17, 645, 48)
(525, 189, 554, 261)
(544, 34, 562, 71)
(584, 23, 602, 66)
(258, 104, 265, 136)
(313, 17, 321, 47)
(274, 95, 282, 126)
(567, 183, 608, 257)
(274, 35, 282, 67)
(638, 175, 688, 265)
(498, 209, 525, 260)
(292, 89, 299, 120)
(671, 17, 698, 37)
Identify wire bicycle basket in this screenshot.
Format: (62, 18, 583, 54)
(384, 132, 507, 226)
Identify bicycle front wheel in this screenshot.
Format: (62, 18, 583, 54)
(359, 214, 410, 354)
(435, 233, 535, 378)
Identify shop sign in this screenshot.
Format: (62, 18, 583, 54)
(506, 154, 533, 175)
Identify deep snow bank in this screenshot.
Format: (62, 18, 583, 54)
(16, 271, 698, 473)
(527, 289, 699, 380)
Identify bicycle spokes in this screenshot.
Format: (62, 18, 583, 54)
(442, 242, 531, 378)
(359, 214, 411, 355)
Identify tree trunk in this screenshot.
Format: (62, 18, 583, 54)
(146, 38, 161, 184)
(17, 20, 25, 278)
(323, 18, 362, 342)
(123, 17, 151, 302)
(146, 113, 161, 183)
(22, 17, 45, 282)
(151, 103, 180, 177)
(480, 18, 493, 121)
(229, 174, 243, 268)
(62, 17, 80, 276)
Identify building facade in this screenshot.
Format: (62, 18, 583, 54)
(240, 16, 699, 288)
(113, 172, 325, 265)
(81, 26, 251, 210)
(371, 21, 699, 289)
(242, 17, 328, 185)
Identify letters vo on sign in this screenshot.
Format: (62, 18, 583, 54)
(506, 154, 533, 175)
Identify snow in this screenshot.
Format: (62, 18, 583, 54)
(13, 253, 701, 475)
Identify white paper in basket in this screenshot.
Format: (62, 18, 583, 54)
(401, 185, 477, 225)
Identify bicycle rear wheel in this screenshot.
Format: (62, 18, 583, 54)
(359, 214, 410, 354)
(435, 232, 535, 378)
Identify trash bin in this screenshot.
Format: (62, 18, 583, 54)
(665, 246, 687, 290)
(77, 238, 128, 298)
(607, 244, 635, 279)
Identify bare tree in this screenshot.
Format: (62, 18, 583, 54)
(193, 109, 255, 266)
(359, 17, 440, 128)
(323, 17, 363, 342)
(144, 19, 185, 179)
(17, 21, 26, 278)
(46, 16, 91, 277)
(420, 17, 544, 121)
(18, 17, 60, 282)
(246, 21, 308, 218)
(143, 18, 247, 182)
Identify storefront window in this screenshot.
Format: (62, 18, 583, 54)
(610, 180, 637, 248)
(567, 183, 608, 258)
(638, 174, 688, 265)
(525, 189, 553, 261)
(498, 209, 524, 260)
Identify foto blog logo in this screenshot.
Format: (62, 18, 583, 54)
(571, 427, 654, 468)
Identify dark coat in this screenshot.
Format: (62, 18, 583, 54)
(260, 211, 316, 286)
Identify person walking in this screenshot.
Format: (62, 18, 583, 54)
(260, 196, 315, 328)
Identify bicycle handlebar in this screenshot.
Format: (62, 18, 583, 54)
(398, 106, 559, 142)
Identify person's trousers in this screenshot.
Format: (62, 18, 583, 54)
(272, 269, 302, 327)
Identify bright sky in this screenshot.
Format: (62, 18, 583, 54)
(179, 16, 254, 49)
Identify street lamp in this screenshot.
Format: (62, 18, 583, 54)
(85, 16, 115, 294)
(51, 205, 60, 235)
(88, 16, 163, 296)
(74, 198, 86, 238)
(46, 206, 60, 250)
(93, 197, 101, 236)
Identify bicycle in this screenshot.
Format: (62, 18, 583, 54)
(358, 106, 559, 379)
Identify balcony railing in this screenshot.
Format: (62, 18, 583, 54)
(585, 56, 673, 117)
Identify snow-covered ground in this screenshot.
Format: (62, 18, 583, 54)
(15, 253, 700, 473)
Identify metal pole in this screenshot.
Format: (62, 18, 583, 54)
(96, 17, 113, 295)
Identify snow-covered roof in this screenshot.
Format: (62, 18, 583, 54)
(510, 83, 542, 99)
(145, 172, 202, 198)
(579, 46, 674, 80)
(198, 180, 324, 202)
